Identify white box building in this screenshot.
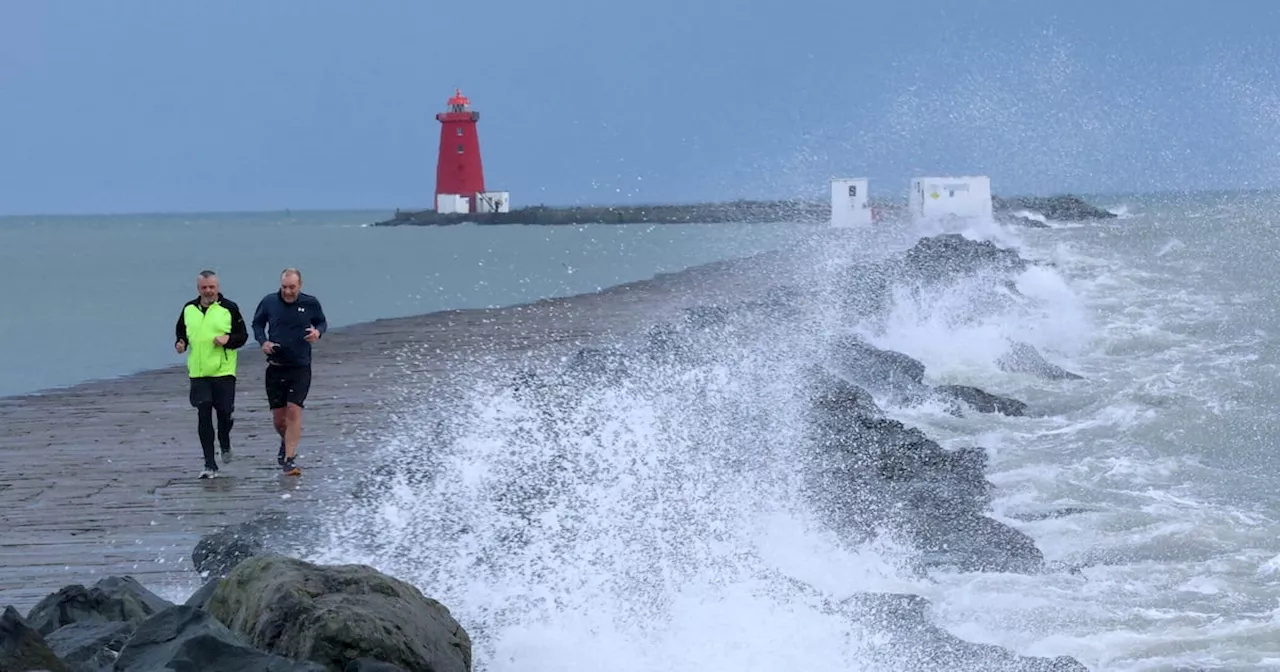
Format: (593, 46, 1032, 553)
(436, 191, 510, 214)
(436, 193, 470, 214)
(830, 177, 872, 227)
(474, 191, 511, 213)
(908, 176, 993, 223)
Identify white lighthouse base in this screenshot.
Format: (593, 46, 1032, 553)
(436, 194, 471, 214)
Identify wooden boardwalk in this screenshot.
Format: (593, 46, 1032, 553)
(0, 255, 787, 613)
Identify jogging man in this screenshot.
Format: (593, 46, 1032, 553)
(175, 270, 249, 479)
(252, 267, 327, 476)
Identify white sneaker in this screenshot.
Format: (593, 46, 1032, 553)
(198, 468, 219, 479)
(220, 449, 233, 464)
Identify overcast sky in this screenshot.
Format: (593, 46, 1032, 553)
(3, 0, 1279, 215)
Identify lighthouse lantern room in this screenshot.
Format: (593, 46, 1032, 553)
(434, 88, 510, 214)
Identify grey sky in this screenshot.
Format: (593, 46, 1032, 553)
(3, 0, 1279, 215)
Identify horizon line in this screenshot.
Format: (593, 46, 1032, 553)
(2, 186, 1278, 219)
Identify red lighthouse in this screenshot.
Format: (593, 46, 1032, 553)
(434, 88, 487, 213)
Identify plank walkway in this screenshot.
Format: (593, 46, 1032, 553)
(0, 253, 789, 613)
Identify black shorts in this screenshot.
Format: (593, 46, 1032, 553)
(265, 365, 312, 409)
(190, 375, 236, 412)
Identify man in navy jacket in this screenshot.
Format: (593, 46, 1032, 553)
(252, 267, 327, 476)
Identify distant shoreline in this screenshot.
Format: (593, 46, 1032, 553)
(371, 194, 1119, 227)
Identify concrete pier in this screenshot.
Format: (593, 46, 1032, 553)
(0, 253, 790, 612)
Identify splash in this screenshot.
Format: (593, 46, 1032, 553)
(316, 316, 926, 670)
(311, 222, 1091, 671)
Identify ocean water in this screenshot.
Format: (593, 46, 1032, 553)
(10, 192, 1280, 670)
(0, 210, 811, 397)
(287, 190, 1280, 671)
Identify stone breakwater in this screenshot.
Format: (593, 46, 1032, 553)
(371, 194, 1116, 226)
(0, 546, 471, 672)
(1, 231, 1104, 670)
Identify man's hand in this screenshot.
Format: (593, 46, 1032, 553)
(214, 334, 230, 346)
(304, 326, 320, 343)
(175, 340, 186, 354)
(262, 341, 276, 354)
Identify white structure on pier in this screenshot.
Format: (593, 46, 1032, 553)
(829, 177, 872, 227)
(436, 191, 511, 214)
(908, 175, 993, 224)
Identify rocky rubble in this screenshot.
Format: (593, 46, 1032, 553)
(1, 550, 468, 672)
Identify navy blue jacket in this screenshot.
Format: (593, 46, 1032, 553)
(252, 291, 328, 367)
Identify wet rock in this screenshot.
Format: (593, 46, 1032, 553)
(828, 334, 927, 398)
(993, 194, 1117, 221)
(805, 379, 996, 542)
(804, 364, 884, 420)
(192, 511, 319, 577)
(115, 604, 320, 672)
(997, 341, 1084, 380)
(183, 578, 221, 611)
(163, 633, 327, 672)
(207, 555, 471, 672)
(24, 575, 174, 636)
(0, 605, 69, 672)
(43, 620, 133, 671)
(345, 660, 408, 672)
(837, 592, 1089, 671)
(902, 233, 1029, 281)
(933, 384, 1028, 416)
(801, 364, 1042, 573)
(1007, 507, 1095, 522)
(906, 510, 1045, 574)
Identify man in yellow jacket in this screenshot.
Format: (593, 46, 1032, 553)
(175, 270, 249, 478)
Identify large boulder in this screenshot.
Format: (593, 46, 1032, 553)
(207, 555, 471, 672)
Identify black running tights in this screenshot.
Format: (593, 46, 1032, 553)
(197, 403, 233, 469)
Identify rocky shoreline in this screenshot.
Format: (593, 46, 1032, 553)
(371, 193, 1117, 227)
(2, 231, 1105, 670)
(0, 511, 1081, 671)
